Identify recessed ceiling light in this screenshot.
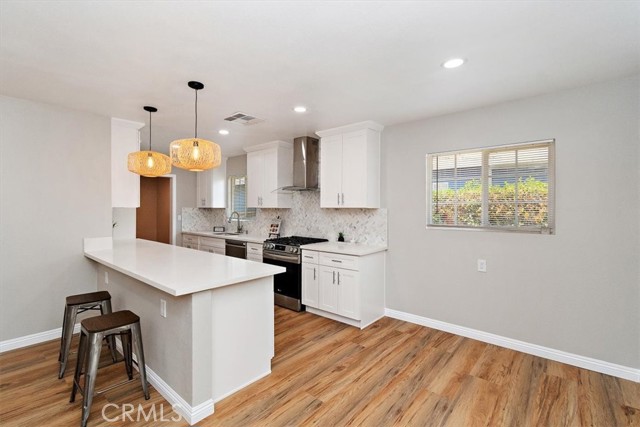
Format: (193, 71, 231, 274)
(442, 58, 465, 69)
(293, 106, 307, 113)
(218, 129, 229, 135)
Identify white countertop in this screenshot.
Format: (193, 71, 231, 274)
(182, 231, 267, 244)
(300, 241, 387, 256)
(84, 238, 284, 296)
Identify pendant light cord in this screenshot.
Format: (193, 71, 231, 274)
(194, 89, 198, 138)
(148, 110, 152, 151)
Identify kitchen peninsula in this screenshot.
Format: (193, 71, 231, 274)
(83, 237, 285, 425)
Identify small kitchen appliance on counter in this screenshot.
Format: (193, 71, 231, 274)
(263, 236, 328, 311)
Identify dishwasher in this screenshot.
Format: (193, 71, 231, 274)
(225, 239, 247, 259)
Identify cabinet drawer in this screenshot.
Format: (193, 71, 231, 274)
(247, 253, 263, 263)
(301, 250, 319, 264)
(247, 243, 263, 255)
(199, 236, 225, 248)
(182, 234, 198, 245)
(319, 252, 359, 271)
(199, 244, 225, 255)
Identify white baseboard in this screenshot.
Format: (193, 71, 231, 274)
(213, 369, 271, 403)
(385, 308, 640, 383)
(114, 338, 213, 425)
(0, 323, 80, 353)
(146, 365, 214, 425)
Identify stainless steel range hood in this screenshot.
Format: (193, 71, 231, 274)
(281, 136, 319, 191)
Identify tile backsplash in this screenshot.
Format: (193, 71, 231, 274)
(182, 192, 387, 244)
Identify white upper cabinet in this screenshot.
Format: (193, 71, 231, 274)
(111, 118, 144, 208)
(243, 141, 293, 208)
(316, 121, 383, 208)
(196, 157, 227, 208)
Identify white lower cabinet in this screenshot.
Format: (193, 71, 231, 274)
(302, 262, 320, 308)
(247, 242, 263, 262)
(182, 234, 199, 250)
(199, 236, 225, 255)
(182, 234, 226, 255)
(302, 248, 384, 329)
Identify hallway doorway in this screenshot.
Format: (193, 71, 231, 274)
(137, 176, 172, 244)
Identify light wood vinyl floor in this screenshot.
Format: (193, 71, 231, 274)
(1, 307, 638, 426)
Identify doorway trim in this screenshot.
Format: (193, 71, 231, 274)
(166, 174, 177, 245)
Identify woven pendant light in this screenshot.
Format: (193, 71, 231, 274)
(170, 81, 221, 171)
(127, 106, 172, 177)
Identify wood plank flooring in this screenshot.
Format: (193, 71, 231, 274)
(1, 307, 638, 426)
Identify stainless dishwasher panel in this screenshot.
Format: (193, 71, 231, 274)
(225, 239, 247, 259)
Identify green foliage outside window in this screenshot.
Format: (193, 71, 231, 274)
(432, 177, 548, 228)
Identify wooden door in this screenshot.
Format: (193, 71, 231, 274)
(137, 176, 171, 244)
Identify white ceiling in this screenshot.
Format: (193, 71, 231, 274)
(1, 1, 638, 156)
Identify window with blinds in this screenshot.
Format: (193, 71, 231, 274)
(227, 175, 256, 219)
(427, 139, 555, 233)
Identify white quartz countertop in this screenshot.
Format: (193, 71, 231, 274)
(84, 239, 284, 296)
(300, 241, 387, 256)
(182, 231, 267, 244)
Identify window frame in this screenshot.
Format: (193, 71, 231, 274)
(227, 175, 256, 220)
(426, 139, 555, 234)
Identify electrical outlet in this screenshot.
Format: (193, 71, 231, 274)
(160, 299, 167, 318)
(477, 259, 487, 273)
(104, 271, 109, 284)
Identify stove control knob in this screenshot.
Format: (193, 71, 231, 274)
(293, 247, 299, 254)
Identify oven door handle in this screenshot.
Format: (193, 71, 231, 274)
(263, 251, 300, 264)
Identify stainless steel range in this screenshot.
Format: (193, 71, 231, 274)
(263, 236, 328, 311)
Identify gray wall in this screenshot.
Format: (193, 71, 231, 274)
(227, 154, 247, 177)
(382, 76, 640, 369)
(0, 96, 112, 341)
(111, 165, 197, 245)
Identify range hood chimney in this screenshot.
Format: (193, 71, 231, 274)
(281, 136, 319, 191)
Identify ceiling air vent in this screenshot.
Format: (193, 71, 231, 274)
(224, 112, 265, 126)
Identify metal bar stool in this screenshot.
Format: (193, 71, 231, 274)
(58, 291, 117, 378)
(70, 310, 150, 427)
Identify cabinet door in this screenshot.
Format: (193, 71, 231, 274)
(112, 118, 143, 208)
(337, 269, 360, 320)
(260, 149, 278, 208)
(340, 130, 368, 208)
(320, 135, 343, 208)
(246, 152, 262, 208)
(209, 161, 227, 208)
(301, 263, 319, 308)
(196, 169, 211, 208)
(318, 266, 338, 314)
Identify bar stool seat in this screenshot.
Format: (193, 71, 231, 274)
(71, 310, 150, 427)
(58, 291, 116, 379)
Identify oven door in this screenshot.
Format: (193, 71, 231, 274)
(263, 251, 303, 311)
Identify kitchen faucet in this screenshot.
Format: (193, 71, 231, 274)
(228, 211, 243, 233)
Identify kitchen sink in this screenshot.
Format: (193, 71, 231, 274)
(212, 232, 241, 237)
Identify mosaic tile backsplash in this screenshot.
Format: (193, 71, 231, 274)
(182, 192, 387, 244)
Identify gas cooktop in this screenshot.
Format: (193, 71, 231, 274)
(265, 236, 328, 247)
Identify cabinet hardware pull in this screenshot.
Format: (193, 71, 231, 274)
(332, 259, 342, 263)
(332, 271, 335, 284)
(304, 255, 313, 259)
(341, 193, 344, 205)
(337, 193, 340, 205)
(338, 271, 340, 285)
(313, 268, 316, 280)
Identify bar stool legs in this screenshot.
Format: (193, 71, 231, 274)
(58, 292, 117, 379)
(70, 311, 149, 427)
(131, 321, 150, 399)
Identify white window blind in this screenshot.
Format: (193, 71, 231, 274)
(427, 140, 555, 233)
